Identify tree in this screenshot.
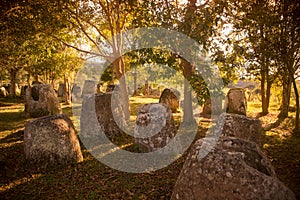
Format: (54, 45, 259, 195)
(0, 0, 81, 99)
(272, 0, 300, 131)
(223, 0, 300, 131)
(46, 0, 136, 120)
(219, 0, 281, 115)
(0, 0, 32, 96)
(134, 0, 227, 122)
(177, 0, 198, 123)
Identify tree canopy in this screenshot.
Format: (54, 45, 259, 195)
(0, 0, 299, 130)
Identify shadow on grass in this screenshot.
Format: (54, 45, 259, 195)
(0, 131, 31, 187)
(255, 112, 269, 118)
(0, 97, 24, 105)
(129, 102, 144, 116)
(264, 117, 285, 131)
(0, 111, 27, 131)
(0, 139, 185, 200)
(0, 120, 204, 199)
(261, 130, 300, 199)
(0, 129, 24, 145)
(3, 97, 298, 199)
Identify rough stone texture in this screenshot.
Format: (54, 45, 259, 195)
(71, 84, 81, 100)
(57, 83, 65, 97)
(171, 136, 296, 200)
(134, 103, 177, 152)
(201, 97, 224, 117)
(81, 80, 96, 96)
(80, 92, 126, 141)
(25, 84, 61, 118)
(226, 88, 247, 115)
(214, 113, 262, 144)
(24, 114, 83, 168)
(159, 88, 180, 113)
(0, 86, 7, 97)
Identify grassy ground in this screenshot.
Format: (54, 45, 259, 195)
(0, 97, 299, 199)
(248, 101, 300, 197)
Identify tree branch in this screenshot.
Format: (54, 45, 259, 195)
(50, 34, 109, 58)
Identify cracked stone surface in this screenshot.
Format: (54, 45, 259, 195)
(226, 88, 247, 116)
(80, 92, 126, 142)
(25, 84, 61, 118)
(24, 114, 83, 168)
(171, 136, 296, 200)
(214, 113, 262, 144)
(159, 88, 180, 113)
(134, 103, 177, 152)
(81, 80, 96, 96)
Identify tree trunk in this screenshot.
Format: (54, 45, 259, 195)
(111, 64, 115, 83)
(261, 70, 268, 115)
(63, 74, 71, 105)
(24, 73, 31, 116)
(260, 58, 273, 115)
(279, 76, 292, 118)
(181, 59, 194, 123)
(34, 75, 39, 83)
(113, 57, 130, 120)
(51, 79, 55, 89)
(133, 67, 137, 96)
(179, 0, 196, 123)
(285, 59, 299, 132)
(265, 80, 272, 113)
(291, 78, 300, 132)
(183, 79, 194, 122)
(9, 68, 18, 97)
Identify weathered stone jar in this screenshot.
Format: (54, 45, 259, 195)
(24, 114, 83, 168)
(159, 88, 180, 113)
(171, 136, 296, 200)
(25, 84, 61, 118)
(80, 92, 126, 141)
(214, 113, 262, 144)
(134, 103, 177, 152)
(226, 88, 247, 116)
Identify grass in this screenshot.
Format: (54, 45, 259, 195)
(0, 96, 299, 199)
(0, 97, 28, 136)
(247, 101, 300, 197)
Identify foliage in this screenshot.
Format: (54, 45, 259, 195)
(213, 0, 299, 128)
(1, 0, 299, 126)
(0, 0, 82, 89)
